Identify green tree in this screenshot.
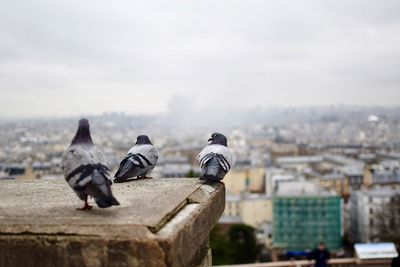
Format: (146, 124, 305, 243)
(228, 224, 260, 263)
(210, 224, 260, 265)
(186, 169, 197, 178)
(210, 225, 232, 265)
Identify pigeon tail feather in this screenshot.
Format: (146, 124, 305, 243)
(88, 170, 120, 208)
(201, 157, 227, 181)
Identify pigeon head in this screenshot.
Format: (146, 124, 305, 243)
(71, 118, 93, 145)
(135, 135, 152, 145)
(208, 133, 228, 147)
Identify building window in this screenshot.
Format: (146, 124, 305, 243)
(369, 208, 373, 214)
(370, 219, 374, 226)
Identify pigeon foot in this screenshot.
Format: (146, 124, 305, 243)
(77, 200, 93, 211)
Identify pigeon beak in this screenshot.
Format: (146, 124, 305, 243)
(208, 138, 213, 142)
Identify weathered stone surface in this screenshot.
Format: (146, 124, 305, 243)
(0, 178, 225, 267)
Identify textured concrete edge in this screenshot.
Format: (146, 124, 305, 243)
(0, 225, 153, 238)
(0, 234, 166, 267)
(155, 182, 226, 267)
(196, 249, 212, 267)
(0, 181, 225, 267)
(147, 190, 197, 233)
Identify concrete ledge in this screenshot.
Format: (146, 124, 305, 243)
(0, 178, 225, 267)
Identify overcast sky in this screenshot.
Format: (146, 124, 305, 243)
(1, 1, 400, 118)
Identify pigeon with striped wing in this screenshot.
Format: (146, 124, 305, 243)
(197, 133, 233, 182)
(61, 119, 120, 210)
(114, 135, 159, 182)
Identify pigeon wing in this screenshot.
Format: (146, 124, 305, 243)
(61, 144, 110, 190)
(114, 145, 159, 181)
(128, 144, 159, 168)
(88, 145, 112, 181)
(197, 144, 233, 172)
(61, 145, 92, 186)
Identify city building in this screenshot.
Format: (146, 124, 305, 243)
(153, 156, 199, 178)
(273, 181, 343, 251)
(320, 172, 348, 196)
(224, 167, 266, 195)
(222, 193, 273, 229)
(349, 186, 400, 243)
(265, 167, 296, 196)
(323, 154, 365, 190)
(364, 160, 400, 187)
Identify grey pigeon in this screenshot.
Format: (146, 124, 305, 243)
(197, 133, 233, 182)
(114, 135, 159, 182)
(61, 119, 120, 210)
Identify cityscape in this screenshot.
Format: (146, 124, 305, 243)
(2, 0, 400, 265)
(1, 106, 400, 265)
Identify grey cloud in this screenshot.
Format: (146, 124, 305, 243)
(0, 0, 400, 117)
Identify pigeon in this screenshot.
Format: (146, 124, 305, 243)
(114, 135, 159, 183)
(197, 133, 233, 182)
(61, 119, 120, 210)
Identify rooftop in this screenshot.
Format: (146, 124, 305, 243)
(356, 186, 400, 197)
(275, 180, 336, 197)
(276, 155, 323, 165)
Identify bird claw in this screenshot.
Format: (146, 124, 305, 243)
(77, 204, 93, 211)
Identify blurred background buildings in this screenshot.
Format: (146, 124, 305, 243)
(1, 107, 400, 264)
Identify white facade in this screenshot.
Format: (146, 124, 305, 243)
(349, 186, 400, 243)
(265, 167, 296, 196)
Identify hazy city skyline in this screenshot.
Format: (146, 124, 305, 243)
(1, 1, 400, 118)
